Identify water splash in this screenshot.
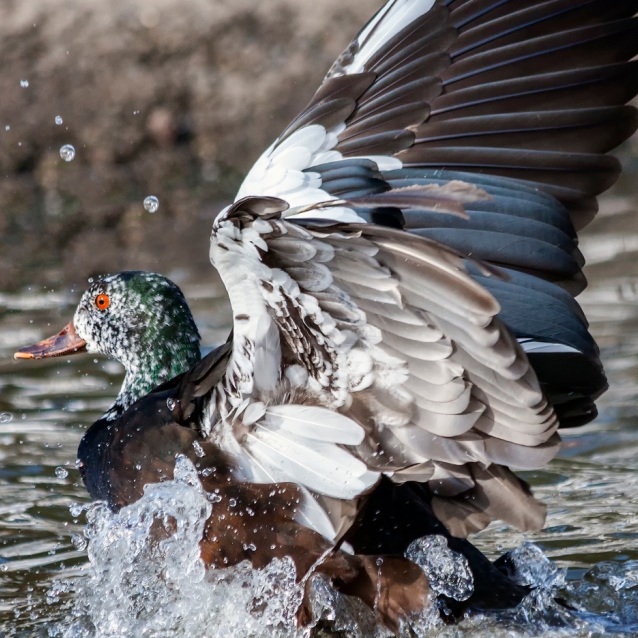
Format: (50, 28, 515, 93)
(44, 458, 451, 638)
(49, 457, 301, 637)
(406, 536, 473, 602)
(40, 457, 638, 638)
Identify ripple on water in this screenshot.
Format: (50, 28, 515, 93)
(1, 228, 638, 637)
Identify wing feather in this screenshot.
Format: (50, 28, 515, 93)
(204, 0, 638, 538)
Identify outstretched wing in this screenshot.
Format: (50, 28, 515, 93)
(204, 194, 555, 539)
(236, 0, 638, 428)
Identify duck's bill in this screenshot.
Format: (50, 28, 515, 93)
(14, 323, 87, 360)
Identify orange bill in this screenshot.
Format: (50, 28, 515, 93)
(14, 323, 87, 360)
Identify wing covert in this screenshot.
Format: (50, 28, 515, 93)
(204, 195, 557, 538)
(235, 0, 638, 430)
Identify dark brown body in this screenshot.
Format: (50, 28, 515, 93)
(77, 345, 530, 631)
(78, 369, 431, 632)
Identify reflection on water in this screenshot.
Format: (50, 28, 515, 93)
(0, 192, 637, 636)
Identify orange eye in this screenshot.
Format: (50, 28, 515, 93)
(95, 294, 110, 310)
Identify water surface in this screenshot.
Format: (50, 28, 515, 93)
(0, 193, 638, 637)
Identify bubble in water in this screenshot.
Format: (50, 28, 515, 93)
(166, 398, 176, 411)
(0, 413, 12, 424)
(71, 533, 87, 551)
(20, 80, 29, 88)
(406, 535, 474, 602)
(144, 196, 159, 213)
(55, 467, 69, 479)
(55, 115, 63, 125)
(59, 144, 75, 162)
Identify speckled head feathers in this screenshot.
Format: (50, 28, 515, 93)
(74, 271, 201, 419)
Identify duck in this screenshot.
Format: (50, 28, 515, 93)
(14, 0, 638, 632)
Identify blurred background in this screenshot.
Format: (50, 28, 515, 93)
(3, 1, 638, 634)
(0, 0, 383, 290)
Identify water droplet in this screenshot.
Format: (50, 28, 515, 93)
(201, 467, 213, 477)
(376, 558, 384, 567)
(166, 398, 176, 411)
(135, 464, 142, 471)
(69, 503, 84, 518)
(4, 125, 9, 131)
(55, 115, 63, 125)
(192, 440, 205, 458)
(55, 467, 69, 479)
(59, 144, 75, 162)
(71, 534, 87, 551)
(0, 413, 12, 424)
(144, 196, 159, 213)
(20, 80, 29, 88)
(74, 458, 84, 469)
(229, 498, 237, 508)
(21, 414, 26, 420)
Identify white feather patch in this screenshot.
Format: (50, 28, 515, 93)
(346, 0, 437, 75)
(252, 314, 281, 393)
(244, 424, 378, 499)
(294, 487, 339, 541)
(265, 405, 364, 445)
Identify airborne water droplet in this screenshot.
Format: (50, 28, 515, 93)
(55, 467, 69, 479)
(0, 413, 12, 424)
(59, 144, 75, 162)
(20, 80, 29, 88)
(144, 196, 159, 213)
(192, 440, 205, 458)
(69, 503, 84, 518)
(55, 115, 63, 125)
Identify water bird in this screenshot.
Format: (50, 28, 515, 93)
(15, 0, 638, 631)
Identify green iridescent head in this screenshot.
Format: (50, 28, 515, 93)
(16, 271, 201, 420)
(76, 271, 201, 417)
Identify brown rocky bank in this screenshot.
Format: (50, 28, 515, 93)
(0, 0, 380, 291)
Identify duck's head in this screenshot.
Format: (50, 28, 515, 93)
(15, 271, 201, 420)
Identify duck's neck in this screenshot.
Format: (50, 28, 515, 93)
(104, 338, 201, 421)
